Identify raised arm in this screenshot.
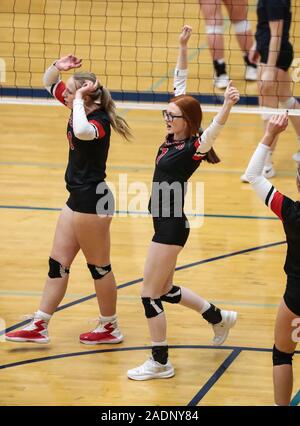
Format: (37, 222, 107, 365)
(174, 25, 192, 96)
(197, 81, 240, 153)
(43, 54, 82, 104)
(245, 113, 288, 209)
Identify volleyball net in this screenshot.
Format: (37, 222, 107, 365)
(0, 0, 300, 114)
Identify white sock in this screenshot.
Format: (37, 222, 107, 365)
(216, 58, 225, 65)
(199, 300, 211, 315)
(100, 314, 117, 324)
(35, 310, 51, 322)
(152, 340, 168, 347)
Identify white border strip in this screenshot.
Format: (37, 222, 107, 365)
(1, 96, 300, 115)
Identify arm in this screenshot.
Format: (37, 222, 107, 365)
(197, 81, 240, 153)
(174, 25, 192, 96)
(43, 54, 82, 105)
(43, 64, 66, 105)
(245, 113, 288, 213)
(267, 20, 283, 67)
(73, 80, 105, 141)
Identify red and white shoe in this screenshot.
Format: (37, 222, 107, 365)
(5, 317, 50, 344)
(79, 319, 123, 345)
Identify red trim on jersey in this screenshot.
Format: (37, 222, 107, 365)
(194, 138, 201, 150)
(193, 138, 206, 160)
(89, 120, 105, 139)
(54, 81, 66, 105)
(270, 191, 284, 220)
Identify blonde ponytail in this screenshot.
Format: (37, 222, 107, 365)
(101, 86, 132, 141)
(73, 72, 132, 141)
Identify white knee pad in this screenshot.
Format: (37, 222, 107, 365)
(234, 20, 251, 34)
(206, 25, 223, 35)
(279, 97, 296, 109)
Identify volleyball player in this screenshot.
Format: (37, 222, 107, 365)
(241, 0, 300, 182)
(198, 0, 257, 89)
(127, 25, 239, 381)
(5, 55, 131, 345)
(244, 112, 300, 406)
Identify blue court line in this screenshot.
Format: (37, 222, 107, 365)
(0, 240, 286, 337)
(0, 204, 278, 221)
(188, 349, 242, 406)
(1, 344, 299, 371)
(290, 390, 300, 406)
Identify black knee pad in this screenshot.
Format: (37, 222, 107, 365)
(48, 257, 70, 279)
(161, 285, 182, 304)
(142, 297, 164, 319)
(272, 345, 294, 366)
(87, 263, 111, 280)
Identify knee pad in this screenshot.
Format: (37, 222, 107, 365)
(206, 25, 223, 35)
(161, 286, 182, 304)
(279, 97, 296, 109)
(87, 263, 111, 280)
(234, 20, 251, 34)
(48, 257, 70, 279)
(142, 297, 164, 319)
(272, 345, 294, 366)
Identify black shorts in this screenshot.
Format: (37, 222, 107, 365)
(259, 42, 294, 71)
(66, 182, 115, 215)
(283, 276, 300, 316)
(152, 215, 190, 247)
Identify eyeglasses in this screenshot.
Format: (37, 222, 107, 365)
(162, 110, 184, 122)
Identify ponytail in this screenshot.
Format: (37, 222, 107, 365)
(101, 86, 132, 141)
(204, 147, 221, 164)
(73, 72, 132, 141)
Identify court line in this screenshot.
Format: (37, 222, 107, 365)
(0, 204, 279, 221)
(0, 291, 281, 309)
(1, 344, 299, 371)
(290, 389, 300, 406)
(187, 349, 242, 406)
(0, 240, 286, 336)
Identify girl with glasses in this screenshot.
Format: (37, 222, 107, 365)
(127, 25, 240, 381)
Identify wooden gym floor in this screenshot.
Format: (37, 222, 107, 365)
(0, 0, 300, 407)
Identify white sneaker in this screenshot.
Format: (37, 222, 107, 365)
(214, 73, 229, 89)
(212, 310, 237, 346)
(240, 173, 249, 183)
(263, 165, 276, 178)
(245, 65, 257, 81)
(127, 357, 175, 381)
(292, 150, 300, 162)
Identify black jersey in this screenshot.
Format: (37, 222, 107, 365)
(51, 81, 111, 191)
(269, 190, 300, 279)
(65, 108, 111, 191)
(256, 0, 292, 54)
(149, 134, 206, 217)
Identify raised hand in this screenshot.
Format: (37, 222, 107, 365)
(266, 112, 289, 137)
(75, 79, 99, 98)
(179, 25, 192, 47)
(224, 81, 240, 106)
(54, 54, 82, 71)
